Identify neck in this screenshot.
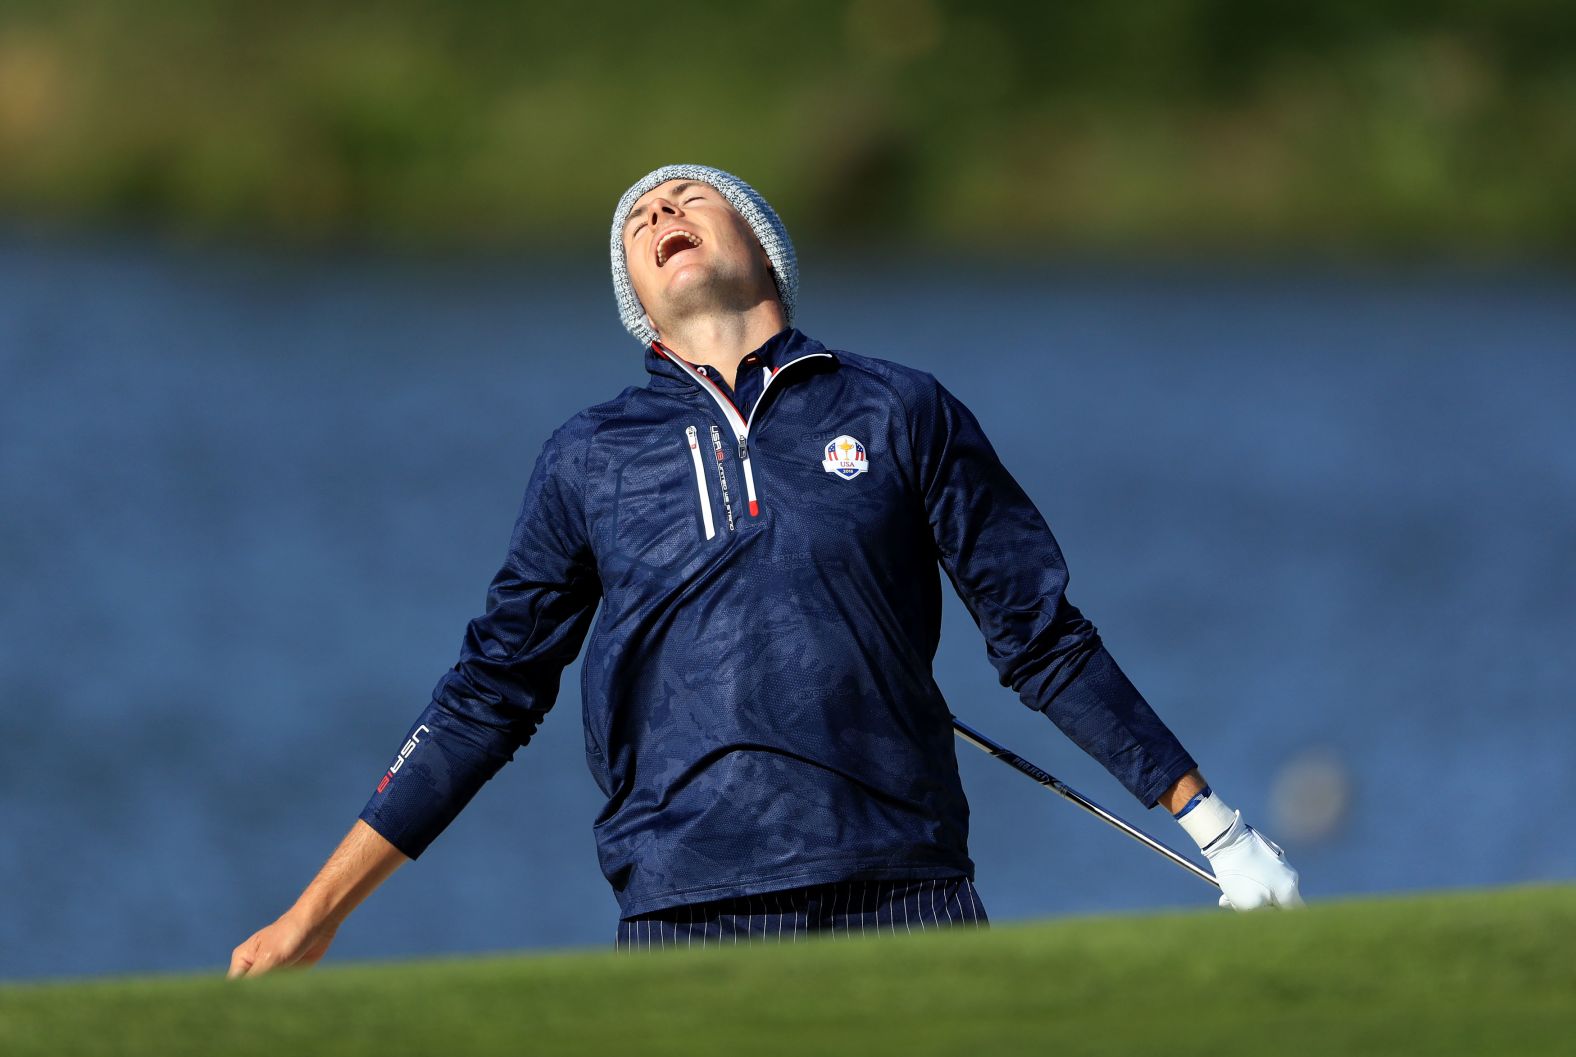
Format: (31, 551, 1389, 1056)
(656, 300, 787, 390)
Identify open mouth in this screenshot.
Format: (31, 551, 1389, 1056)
(655, 228, 702, 267)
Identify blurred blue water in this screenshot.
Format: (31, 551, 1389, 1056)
(1, 238, 1572, 982)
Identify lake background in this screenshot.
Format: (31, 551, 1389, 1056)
(2, 236, 1572, 981)
(4, 0, 1576, 985)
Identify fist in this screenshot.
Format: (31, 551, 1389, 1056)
(228, 911, 338, 979)
(1203, 811, 1304, 911)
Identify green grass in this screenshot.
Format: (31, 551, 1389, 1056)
(3, 885, 1572, 1056)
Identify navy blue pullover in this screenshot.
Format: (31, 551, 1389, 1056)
(359, 327, 1197, 916)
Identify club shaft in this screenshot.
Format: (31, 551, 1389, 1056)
(952, 716, 1220, 890)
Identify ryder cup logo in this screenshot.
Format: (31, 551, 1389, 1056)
(821, 435, 868, 479)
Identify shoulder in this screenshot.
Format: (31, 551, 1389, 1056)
(544, 386, 642, 461)
(826, 346, 948, 410)
(829, 346, 939, 393)
(518, 389, 641, 521)
(825, 345, 964, 430)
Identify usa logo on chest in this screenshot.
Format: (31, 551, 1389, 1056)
(821, 434, 868, 479)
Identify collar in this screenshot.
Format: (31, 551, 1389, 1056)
(643, 326, 832, 390)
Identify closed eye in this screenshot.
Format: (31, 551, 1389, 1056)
(628, 194, 704, 238)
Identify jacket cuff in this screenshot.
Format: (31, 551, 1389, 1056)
(356, 701, 518, 859)
(1030, 644, 1198, 808)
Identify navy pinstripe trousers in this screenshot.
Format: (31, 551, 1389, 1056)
(615, 876, 989, 950)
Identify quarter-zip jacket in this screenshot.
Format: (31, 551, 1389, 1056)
(359, 327, 1197, 917)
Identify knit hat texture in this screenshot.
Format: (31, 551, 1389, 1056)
(610, 164, 798, 346)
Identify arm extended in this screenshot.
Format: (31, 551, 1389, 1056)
(227, 422, 600, 977)
(911, 371, 1301, 908)
(227, 819, 408, 979)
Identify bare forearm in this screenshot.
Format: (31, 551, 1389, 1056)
(1156, 768, 1208, 815)
(290, 819, 409, 927)
(229, 820, 409, 978)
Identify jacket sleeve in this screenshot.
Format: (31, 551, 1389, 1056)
(909, 372, 1196, 808)
(358, 423, 602, 858)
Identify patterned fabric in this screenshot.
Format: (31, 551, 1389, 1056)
(358, 326, 1198, 919)
(615, 877, 989, 950)
(610, 163, 798, 345)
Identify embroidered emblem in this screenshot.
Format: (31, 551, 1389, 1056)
(821, 434, 868, 479)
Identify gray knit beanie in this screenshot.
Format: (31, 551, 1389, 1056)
(610, 163, 798, 346)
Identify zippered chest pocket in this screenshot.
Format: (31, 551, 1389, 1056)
(604, 424, 734, 576)
(685, 425, 716, 539)
(686, 423, 740, 538)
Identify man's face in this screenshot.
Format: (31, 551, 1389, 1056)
(620, 179, 777, 335)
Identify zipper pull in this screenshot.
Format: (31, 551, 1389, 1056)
(737, 434, 748, 460)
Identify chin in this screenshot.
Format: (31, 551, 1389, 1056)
(661, 265, 727, 313)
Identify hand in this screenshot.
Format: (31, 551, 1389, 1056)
(1202, 811, 1304, 911)
(227, 908, 339, 979)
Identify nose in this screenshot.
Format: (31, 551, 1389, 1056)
(645, 198, 681, 224)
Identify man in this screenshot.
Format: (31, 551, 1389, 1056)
(228, 163, 1300, 976)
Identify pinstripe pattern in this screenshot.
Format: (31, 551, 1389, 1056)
(615, 877, 988, 950)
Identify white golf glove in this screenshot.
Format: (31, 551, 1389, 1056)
(1174, 788, 1304, 911)
(1201, 811, 1304, 910)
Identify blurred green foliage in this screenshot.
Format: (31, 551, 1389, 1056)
(2, 0, 1574, 253)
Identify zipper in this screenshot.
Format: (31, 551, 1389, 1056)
(708, 423, 737, 531)
(684, 426, 716, 540)
(658, 347, 834, 517)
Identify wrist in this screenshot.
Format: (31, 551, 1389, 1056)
(1173, 786, 1237, 851)
(290, 887, 351, 930)
(285, 902, 330, 934)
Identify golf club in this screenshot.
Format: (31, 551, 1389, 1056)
(952, 715, 1220, 890)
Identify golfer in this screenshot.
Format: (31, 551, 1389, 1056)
(229, 163, 1301, 976)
